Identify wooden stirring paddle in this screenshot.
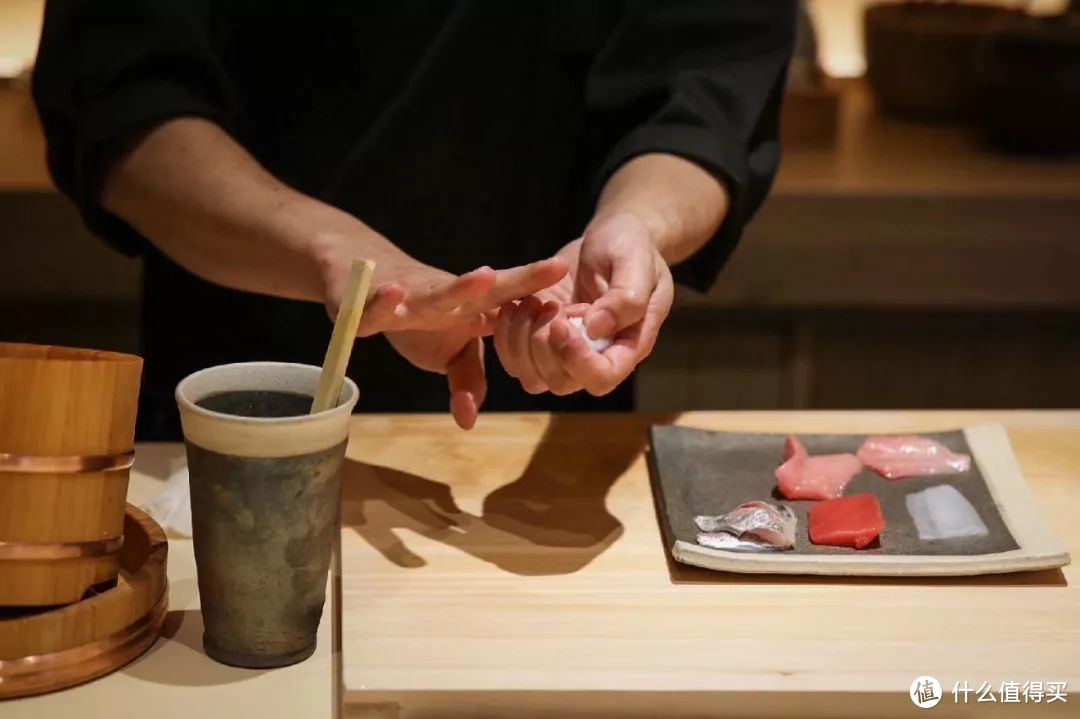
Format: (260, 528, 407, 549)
(311, 259, 375, 414)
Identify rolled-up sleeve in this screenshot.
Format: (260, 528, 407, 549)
(588, 0, 795, 291)
(32, 0, 236, 256)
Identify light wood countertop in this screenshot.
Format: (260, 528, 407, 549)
(339, 411, 1079, 718)
(4, 412, 1076, 718)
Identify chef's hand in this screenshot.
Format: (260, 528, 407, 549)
(321, 251, 568, 339)
(384, 331, 488, 430)
(494, 211, 674, 397)
(327, 256, 568, 431)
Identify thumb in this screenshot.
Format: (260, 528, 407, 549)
(446, 337, 487, 430)
(583, 244, 655, 339)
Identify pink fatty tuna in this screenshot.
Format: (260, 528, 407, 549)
(857, 435, 972, 479)
(776, 435, 864, 501)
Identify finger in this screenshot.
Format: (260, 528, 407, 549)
(417, 266, 496, 315)
(618, 263, 673, 362)
(509, 296, 548, 394)
(450, 310, 497, 339)
(530, 304, 581, 396)
(594, 284, 669, 379)
(584, 253, 655, 339)
(478, 308, 501, 337)
(356, 282, 406, 337)
(575, 283, 669, 394)
(481, 257, 569, 309)
(564, 302, 591, 318)
(447, 336, 486, 430)
(461, 311, 497, 338)
(493, 302, 518, 377)
(549, 314, 635, 397)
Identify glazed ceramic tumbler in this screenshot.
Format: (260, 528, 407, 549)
(176, 362, 358, 668)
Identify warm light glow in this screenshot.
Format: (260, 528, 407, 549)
(0, 0, 44, 76)
(807, 0, 1070, 78)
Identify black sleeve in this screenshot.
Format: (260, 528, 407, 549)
(32, 0, 236, 256)
(587, 0, 795, 292)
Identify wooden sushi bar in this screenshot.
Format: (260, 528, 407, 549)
(4, 410, 1077, 718)
(2, 4, 1079, 716)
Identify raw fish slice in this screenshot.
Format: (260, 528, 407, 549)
(783, 434, 807, 461)
(808, 493, 885, 549)
(857, 435, 971, 479)
(905, 484, 989, 541)
(694, 500, 797, 548)
(696, 531, 784, 553)
(776, 449, 863, 501)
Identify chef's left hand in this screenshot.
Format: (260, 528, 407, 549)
(494, 211, 674, 397)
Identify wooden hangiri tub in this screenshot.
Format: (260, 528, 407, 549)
(0, 343, 142, 606)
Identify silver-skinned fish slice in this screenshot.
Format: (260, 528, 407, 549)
(694, 500, 797, 549)
(696, 531, 785, 553)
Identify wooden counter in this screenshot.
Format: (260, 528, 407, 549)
(3, 444, 335, 719)
(3, 412, 1076, 718)
(339, 411, 1079, 718)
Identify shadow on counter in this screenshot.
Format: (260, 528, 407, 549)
(341, 413, 677, 576)
(121, 584, 272, 687)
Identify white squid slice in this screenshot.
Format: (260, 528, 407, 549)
(905, 484, 989, 541)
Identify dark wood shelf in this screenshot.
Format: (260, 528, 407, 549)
(774, 80, 1080, 200)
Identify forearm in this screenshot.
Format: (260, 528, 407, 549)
(101, 117, 410, 302)
(592, 153, 729, 265)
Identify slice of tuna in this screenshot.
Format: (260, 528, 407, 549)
(808, 493, 885, 549)
(857, 435, 972, 479)
(776, 435, 864, 501)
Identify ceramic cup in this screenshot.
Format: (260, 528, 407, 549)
(175, 362, 358, 668)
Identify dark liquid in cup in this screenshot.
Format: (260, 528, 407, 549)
(196, 390, 314, 418)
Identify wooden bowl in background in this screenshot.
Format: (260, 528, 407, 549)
(864, 2, 1023, 122)
(973, 16, 1080, 153)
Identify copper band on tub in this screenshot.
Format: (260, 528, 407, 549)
(0, 449, 135, 474)
(0, 535, 124, 561)
(0, 586, 168, 698)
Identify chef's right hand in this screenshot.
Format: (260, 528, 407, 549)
(321, 253, 569, 338)
(320, 249, 568, 430)
(374, 257, 567, 430)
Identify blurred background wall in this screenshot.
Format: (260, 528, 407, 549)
(2, 0, 1078, 410)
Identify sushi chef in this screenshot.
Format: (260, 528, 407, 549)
(32, 1, 794, 440)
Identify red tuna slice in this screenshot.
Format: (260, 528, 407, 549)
(783, 434, 807, 461)
(776, 451, 863, 501)
(857, 435, 972, 479)
(809, 494, 885, 549)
